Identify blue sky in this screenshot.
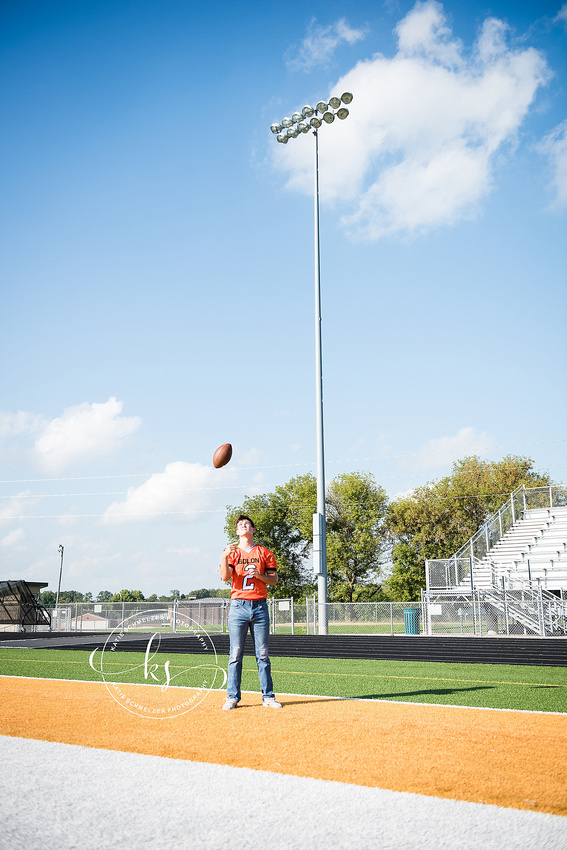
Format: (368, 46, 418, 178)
(1, 0, 566, 597)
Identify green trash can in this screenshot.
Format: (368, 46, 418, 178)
(403, 608, 420, 635)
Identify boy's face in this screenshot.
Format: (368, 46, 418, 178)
(236, 519, 255, 536)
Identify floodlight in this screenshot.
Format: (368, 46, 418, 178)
(302, 105, 314, 117)
(322, 111, 335, 124)
(297, 122, 310, 133)
(270, 123, 282, 134)
(281, 117, 292, 128)
(341, 92, 353, 104)
(316, 101, 328, 113)
(287, 126, 298, 138)
(337, 108, 349, 120)
(276, 134, 288, 143)
(310, 116, 322, 128)
(329, 96, 341, 109)
(292, 112, 302, 124)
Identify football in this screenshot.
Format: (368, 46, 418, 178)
(213, 443, 232, 469)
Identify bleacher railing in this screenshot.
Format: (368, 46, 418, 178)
(426, 484, 567, 592)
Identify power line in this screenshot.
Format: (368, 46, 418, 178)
(3, 487, 565, 521)
(0, 439, 564, 485)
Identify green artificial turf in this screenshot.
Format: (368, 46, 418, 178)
(1, 647, 566, 713)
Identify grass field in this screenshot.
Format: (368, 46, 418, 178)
(1, 647, 566, 713)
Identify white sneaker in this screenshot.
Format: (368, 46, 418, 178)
(263, 697, 282, 709)
(222, 698, 239, 711)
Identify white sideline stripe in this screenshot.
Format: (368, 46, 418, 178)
(1, 736, 566, 850)
(1, 675, 566, 715)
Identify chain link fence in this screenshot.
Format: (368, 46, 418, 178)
(48, 600, 229, 634)
(45, 599, 425, 636)
(36, 592, 567, 638)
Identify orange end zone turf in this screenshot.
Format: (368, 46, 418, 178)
(1, 676, 566, 816)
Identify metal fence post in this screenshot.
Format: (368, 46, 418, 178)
(173, 599, 177, 634)
(291, 597, 295, 635)
(390, 602, 393, 635)
(539, 584, 546, 637)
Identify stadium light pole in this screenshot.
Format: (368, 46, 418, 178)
(270, 92, 353, 635)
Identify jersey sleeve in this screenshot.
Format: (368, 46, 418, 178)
(262, 548, 278, 571)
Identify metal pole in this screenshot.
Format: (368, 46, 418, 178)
(56, 545, 64, 609)
(55, 545, 64, 630)
(313, 127, 328, 635)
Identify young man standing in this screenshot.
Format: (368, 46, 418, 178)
(219, 514, 282, 710)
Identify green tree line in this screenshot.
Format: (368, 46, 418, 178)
(223, 455, 553, 601)
(40, 455, 555, 606)
(40, 587, 231, 605)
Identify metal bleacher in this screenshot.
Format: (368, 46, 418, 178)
(425, 485, 567, 636)
(0, 580, 51, 632)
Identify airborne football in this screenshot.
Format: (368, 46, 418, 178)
(213, 442, 232, 468)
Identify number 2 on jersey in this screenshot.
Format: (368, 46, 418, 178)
(242, 573, 255, 591)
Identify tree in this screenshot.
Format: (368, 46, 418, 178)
(224, 471, 389, 601)
(39, 590, 56, 605)
(96, 590, 113, 602)
(325, 472, 389, 602)
(111, 589, 145, 602)
(189, 588, 231, 599)
(385, 455, 552, 600)
(58, 590, 84, 602)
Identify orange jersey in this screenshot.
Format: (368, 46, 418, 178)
(228, 545, 277, 600)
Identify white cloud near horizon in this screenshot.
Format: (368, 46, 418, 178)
(286, 17, 368, 71)
(0, 398, 141, 475)
(103, 461, 236, 524)
(415, 426, 495, 470)
(538, 119, 567, 209)
(274, 0, 550, 240)
(33, 398, 141, 474)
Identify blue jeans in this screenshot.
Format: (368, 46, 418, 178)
(227, 599, 274, 702)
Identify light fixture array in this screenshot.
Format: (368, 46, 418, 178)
(270, 92, 353, 143)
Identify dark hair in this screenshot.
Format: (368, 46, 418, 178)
(236, 514, 255, 530)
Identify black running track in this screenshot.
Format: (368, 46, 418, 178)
(1, 631, 566, 666)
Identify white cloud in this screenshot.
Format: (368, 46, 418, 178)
(415, 427, 495, 470)
(286, 17, 368, 71)
(395, 0, 462, 66)
(103, 461, 235, 523)
(33, 397, 141, 474)
(0, 492, 36, 525)
(538, 120, 567, 209)
(555, 4, 567, 27)
(274, 1, 549, 240)
(0, 410, 45, 440)
(1, 527, 25, 548)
